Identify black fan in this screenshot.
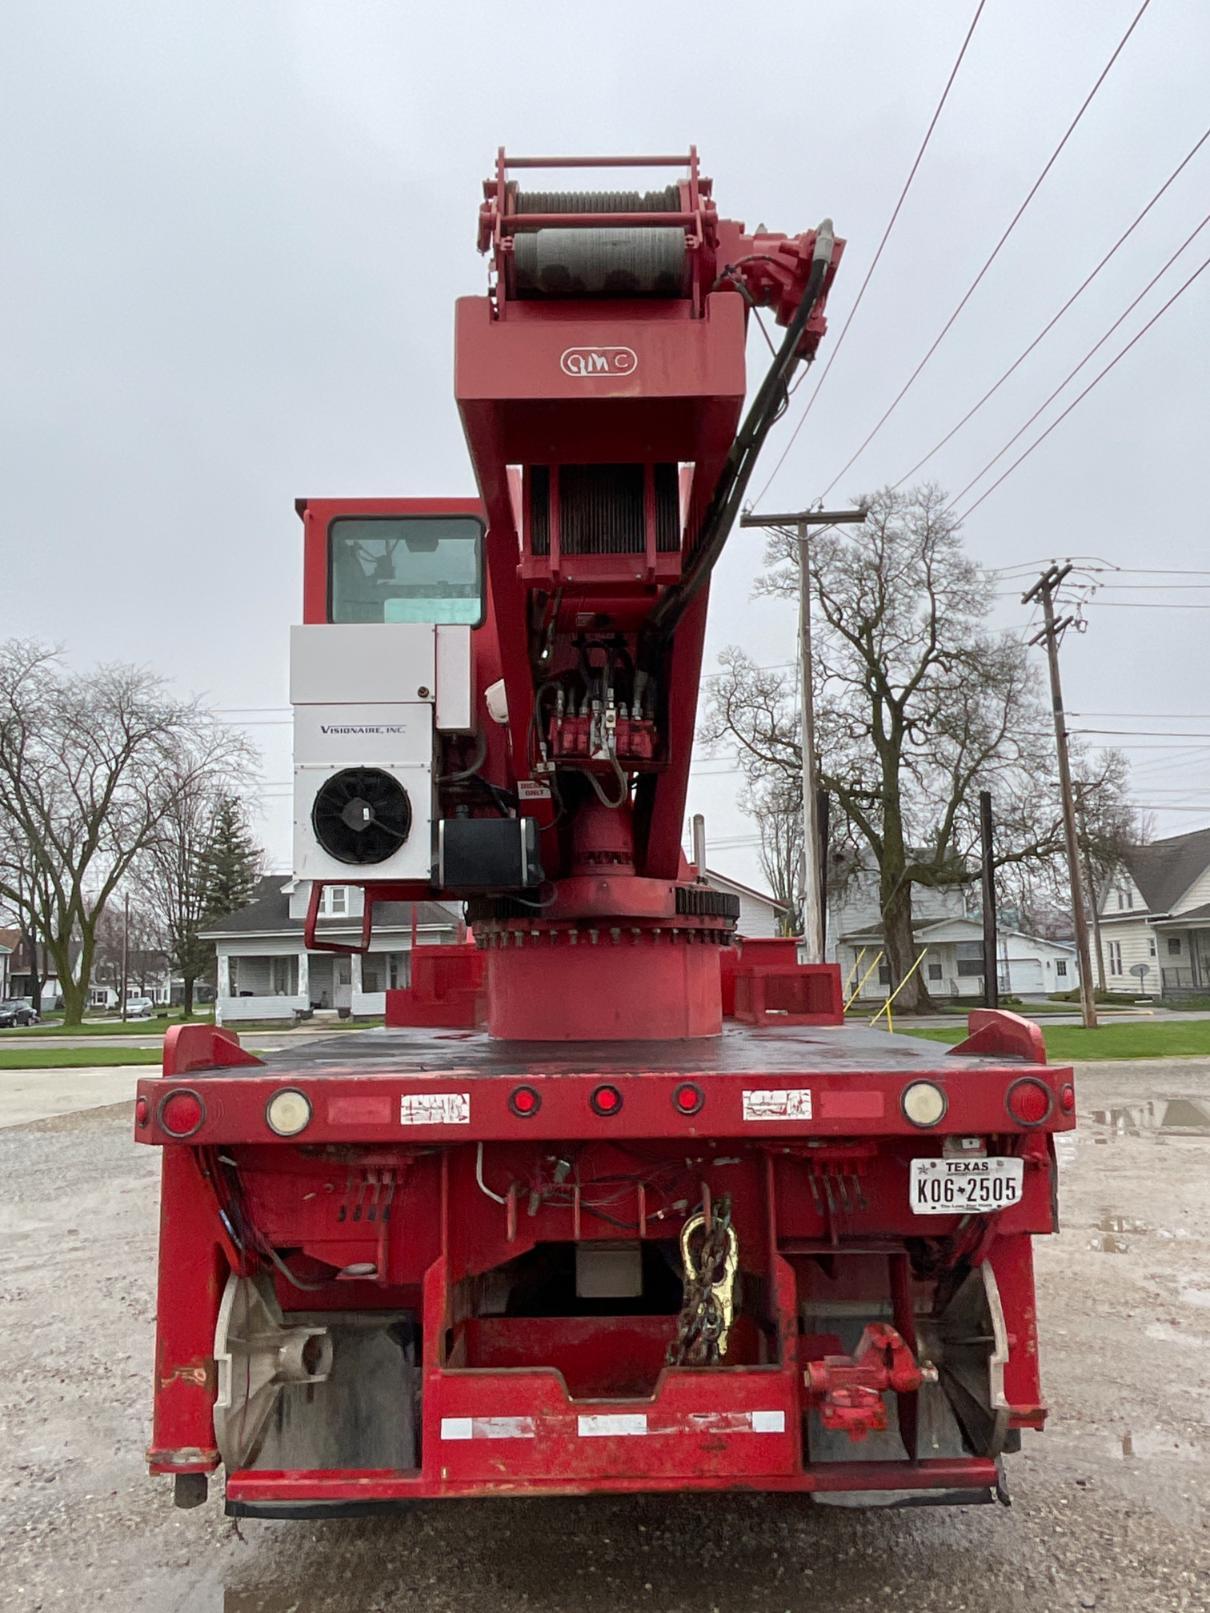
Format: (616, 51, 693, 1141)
(311, 768, 413, 866)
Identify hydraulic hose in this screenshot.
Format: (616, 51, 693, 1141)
(645, 219, 836, 646)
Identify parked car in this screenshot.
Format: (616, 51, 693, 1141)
(125, 997, 156, 1019)
(0, 999, 40, 1028)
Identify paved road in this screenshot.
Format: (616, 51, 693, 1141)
(2, 1061, 1208, 1611)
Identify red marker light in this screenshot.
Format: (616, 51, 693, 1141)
(135, 1095, 149, 1127)
(510, 1085, 541, 1117)
(1059, 1083, 1076, 1114)
(590, 1084, 622, 1117)
(1006, 1078, 1052, 1127)
(159, 1089, 205, 1138)
(673, 1082, 704, 1116)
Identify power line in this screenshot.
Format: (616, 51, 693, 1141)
(1084, 600, 1210, 609)
(818, 0, 1154, 502)
(954, 246, 1210, 518)
(893, 120, 1210, 486)
(750, 0, 988, 505)
(948, 211, 1210, 510)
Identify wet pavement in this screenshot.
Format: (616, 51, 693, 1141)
(2, 1058, 1209, 1612)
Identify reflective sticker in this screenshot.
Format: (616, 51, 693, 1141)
(440, 1416, 536, 1441)
(400, 1092, 470, 1126)
(742, 1088, 813, 1122)
(686, 1409, 786, 1434)
(577, 1413, 648, 1437)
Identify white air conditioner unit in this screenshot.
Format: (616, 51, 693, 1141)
(290, 623, 472, 884)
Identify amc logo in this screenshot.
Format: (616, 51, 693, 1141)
(559, 346, 638, 378)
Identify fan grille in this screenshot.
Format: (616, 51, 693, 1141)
(311, 768, 413, 866)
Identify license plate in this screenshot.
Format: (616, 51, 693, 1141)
(910, 1156, 1024, 1215)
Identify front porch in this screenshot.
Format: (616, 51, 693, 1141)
(217, 946, 414, 1023)
(1156, 918, 1210, 998)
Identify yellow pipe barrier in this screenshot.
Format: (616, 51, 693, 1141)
(869, 948, 930, 1034)
(841, 946, 867, 1003)
(845, 949, 884, 1012)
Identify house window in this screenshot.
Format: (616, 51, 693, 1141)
(927, 961, 943, 982)
(1116, 887, 1133, 911)
(1167, 937, 1181, 956)
(321, 885, 350, 917)
(1056, 960, 1067, 977)
(1109, 941, 1123, 976)
(955, 940, 983, 979)
(878, 964, 892, 986)
(1149, 939, 1157, 957)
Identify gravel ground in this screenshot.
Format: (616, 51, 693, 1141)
(2, 1059, 1209, 1613)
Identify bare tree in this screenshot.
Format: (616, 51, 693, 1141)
(0, 641, 253, 1025)
(702, 486, 1135, 1011)
(746, 773, 803, 935)
(142, 772, 260, 1017)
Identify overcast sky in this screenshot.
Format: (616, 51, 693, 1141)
(4, 1, 1208, 884)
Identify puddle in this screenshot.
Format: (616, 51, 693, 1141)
(1146, 1320, 1190, 1344)
(1112, 1428, 1203, 1462)
(1090, 1231, 1131, 1253)
(1087, 1097, 1210, 1141)
(1088, 1212, 1151, 1252)
(1098, 1213, 1149, 1235)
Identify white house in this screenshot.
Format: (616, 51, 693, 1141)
(1098, 826, 1210, 998)
(828, 860, 1078, 1002)
(705, 869, 790, 939)
(201, 877, 462, 1023)
(0, 927, 15, 997)
(202, 868, 786, 1024)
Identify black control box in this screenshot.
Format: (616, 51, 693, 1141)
(436, 817, 544, 893)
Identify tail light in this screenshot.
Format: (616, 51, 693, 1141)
(509, 1084, 541, 1117)
(590, 1084, 622, 1117)
(673, 1082, 704, 1116)
(1006, 1078, 1052, 1127)
(159, 1089, 205, 1138)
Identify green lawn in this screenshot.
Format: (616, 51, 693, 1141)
(0, 1046, 163, 1069)
(12, 1014, 212, 1037)
(905, 1020, 1210, 1062)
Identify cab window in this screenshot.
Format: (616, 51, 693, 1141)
(329, 516, 484, 625)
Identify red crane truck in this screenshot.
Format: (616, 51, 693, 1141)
(136, 150, 1074, 1517)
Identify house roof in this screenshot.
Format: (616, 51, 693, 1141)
(839, 913, 1073, 951)
(200, 876, 458, 940)
(1120, 826, 1210, 915)
(705, 868, 787, 913)
(0, 926, 18, 954)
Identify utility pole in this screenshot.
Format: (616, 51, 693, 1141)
(740, 505, 866, 963)
(1023, 564, 1097, 1029)
(979, 789, 999, 1010)
(120, 891, 130, 1024)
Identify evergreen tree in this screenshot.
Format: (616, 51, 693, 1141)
(201, 793, 261, 924)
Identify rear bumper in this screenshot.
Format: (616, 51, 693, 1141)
(224, 1456, 1002, 1510)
